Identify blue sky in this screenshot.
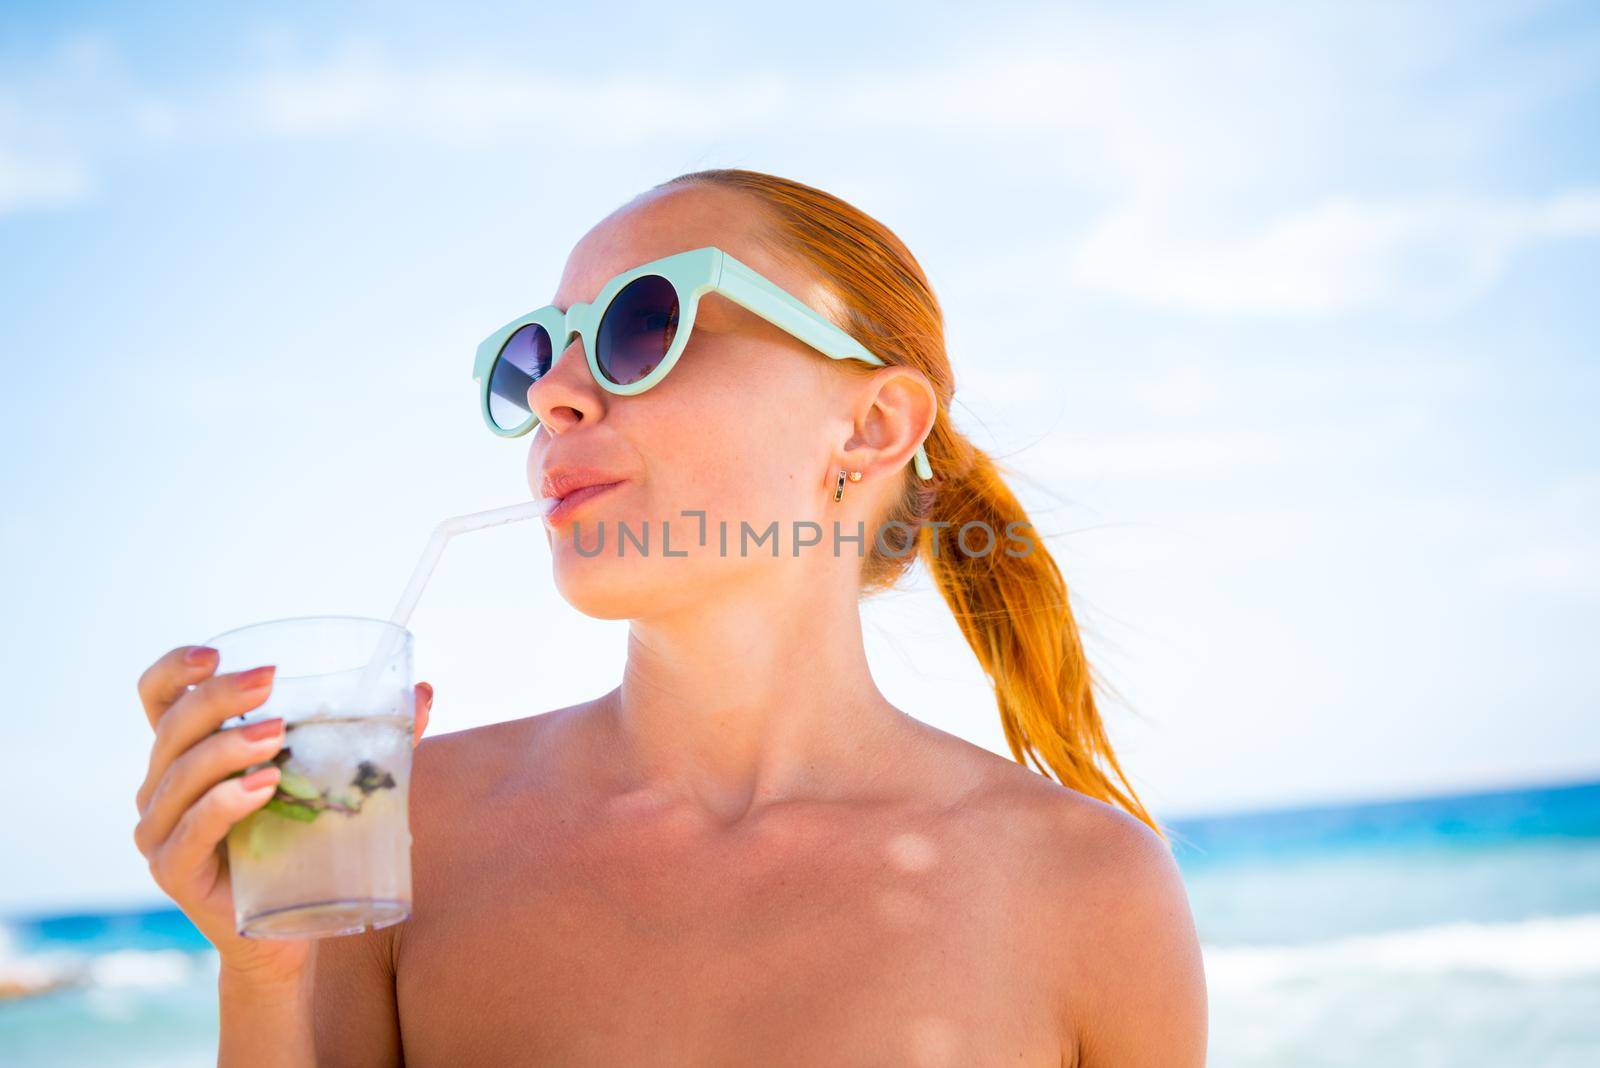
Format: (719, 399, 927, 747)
(1, 0, 1597, 913)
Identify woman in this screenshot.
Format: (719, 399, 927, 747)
(134, 168, 1207, 1066)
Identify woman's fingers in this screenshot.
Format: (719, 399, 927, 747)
(137, 645, 221, 729)
(137, 666, 277, 813)
(148, 768, 282, 900)
(134, 718, 286, 856)
(413, 682, 433, 748)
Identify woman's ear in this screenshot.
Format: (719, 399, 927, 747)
(846, 365, 937, 476)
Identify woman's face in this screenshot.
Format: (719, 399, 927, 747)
(523, 186, 873, 620)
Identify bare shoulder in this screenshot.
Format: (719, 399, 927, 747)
(411, 700, 590, 812)
(918, 728, 1207, 1067)
(909, 719, 1170, 868)
(413, 703, 570, 767)
(1019, 782, 1205, 1068)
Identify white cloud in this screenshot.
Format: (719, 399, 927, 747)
(1478, 475, 1600, 597)
(0, 34, 149, 217)
(1480, 545, 1600, 596)
(0, 90, 93, 215)
(245, 46, 788, 144)
(1032, 421, 1404, 481)
(1044, 430, 1287, 479)
(1065, 189, 1600, 316)
(0, 148, 91, 214)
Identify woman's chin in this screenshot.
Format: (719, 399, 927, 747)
(548, 540, 660, 620)
(543, 505, 760, 618)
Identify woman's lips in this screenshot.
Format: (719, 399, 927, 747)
(542, 481, 625, 526)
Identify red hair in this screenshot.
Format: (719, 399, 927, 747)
(656, 168, 1159, 835)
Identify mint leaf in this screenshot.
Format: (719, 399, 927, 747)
(264, 796, 320, 822)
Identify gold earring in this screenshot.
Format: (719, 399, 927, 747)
(833, 469, 863, 502)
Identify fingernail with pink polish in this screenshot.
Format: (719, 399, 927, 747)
(241, 718, 283, 742)
(237, 665, 276, 690)
(239, 767, 279, 792)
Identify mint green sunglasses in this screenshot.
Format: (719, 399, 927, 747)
(471, 245, 934, 481)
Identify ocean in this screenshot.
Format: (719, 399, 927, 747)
(3, 778, 1597, 1066)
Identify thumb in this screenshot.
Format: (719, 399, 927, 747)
(413, 681, 433, 748)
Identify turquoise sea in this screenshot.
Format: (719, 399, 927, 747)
(2, 778, 1597, 1066)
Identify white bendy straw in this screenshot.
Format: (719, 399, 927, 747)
(388, 498, 547, 628)
(355, 499, 547, 701)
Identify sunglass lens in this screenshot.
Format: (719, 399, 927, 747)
(597, 275, 679, 386)
(487, 322, 552, 430)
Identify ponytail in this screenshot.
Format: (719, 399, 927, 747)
(919, 444, 1161, 836)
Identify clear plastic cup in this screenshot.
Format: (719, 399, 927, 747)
(205, 615, 415, 940)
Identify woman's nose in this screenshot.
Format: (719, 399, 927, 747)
(527, 337, 600, 435)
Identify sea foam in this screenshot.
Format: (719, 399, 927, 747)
(1204, 911, 1600, 990)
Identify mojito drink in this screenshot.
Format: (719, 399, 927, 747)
(205, 615, 417, 940)
(228, 711, 414, 938)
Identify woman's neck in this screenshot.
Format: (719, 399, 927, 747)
(601, 572, 912, 823)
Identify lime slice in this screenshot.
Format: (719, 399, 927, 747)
(276, 770, 320, 801)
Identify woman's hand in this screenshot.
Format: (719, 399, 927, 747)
(133, 644, 434, 987)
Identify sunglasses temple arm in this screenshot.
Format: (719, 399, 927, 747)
(715, 255, 934, 480)
(714, 255, 880, 364)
